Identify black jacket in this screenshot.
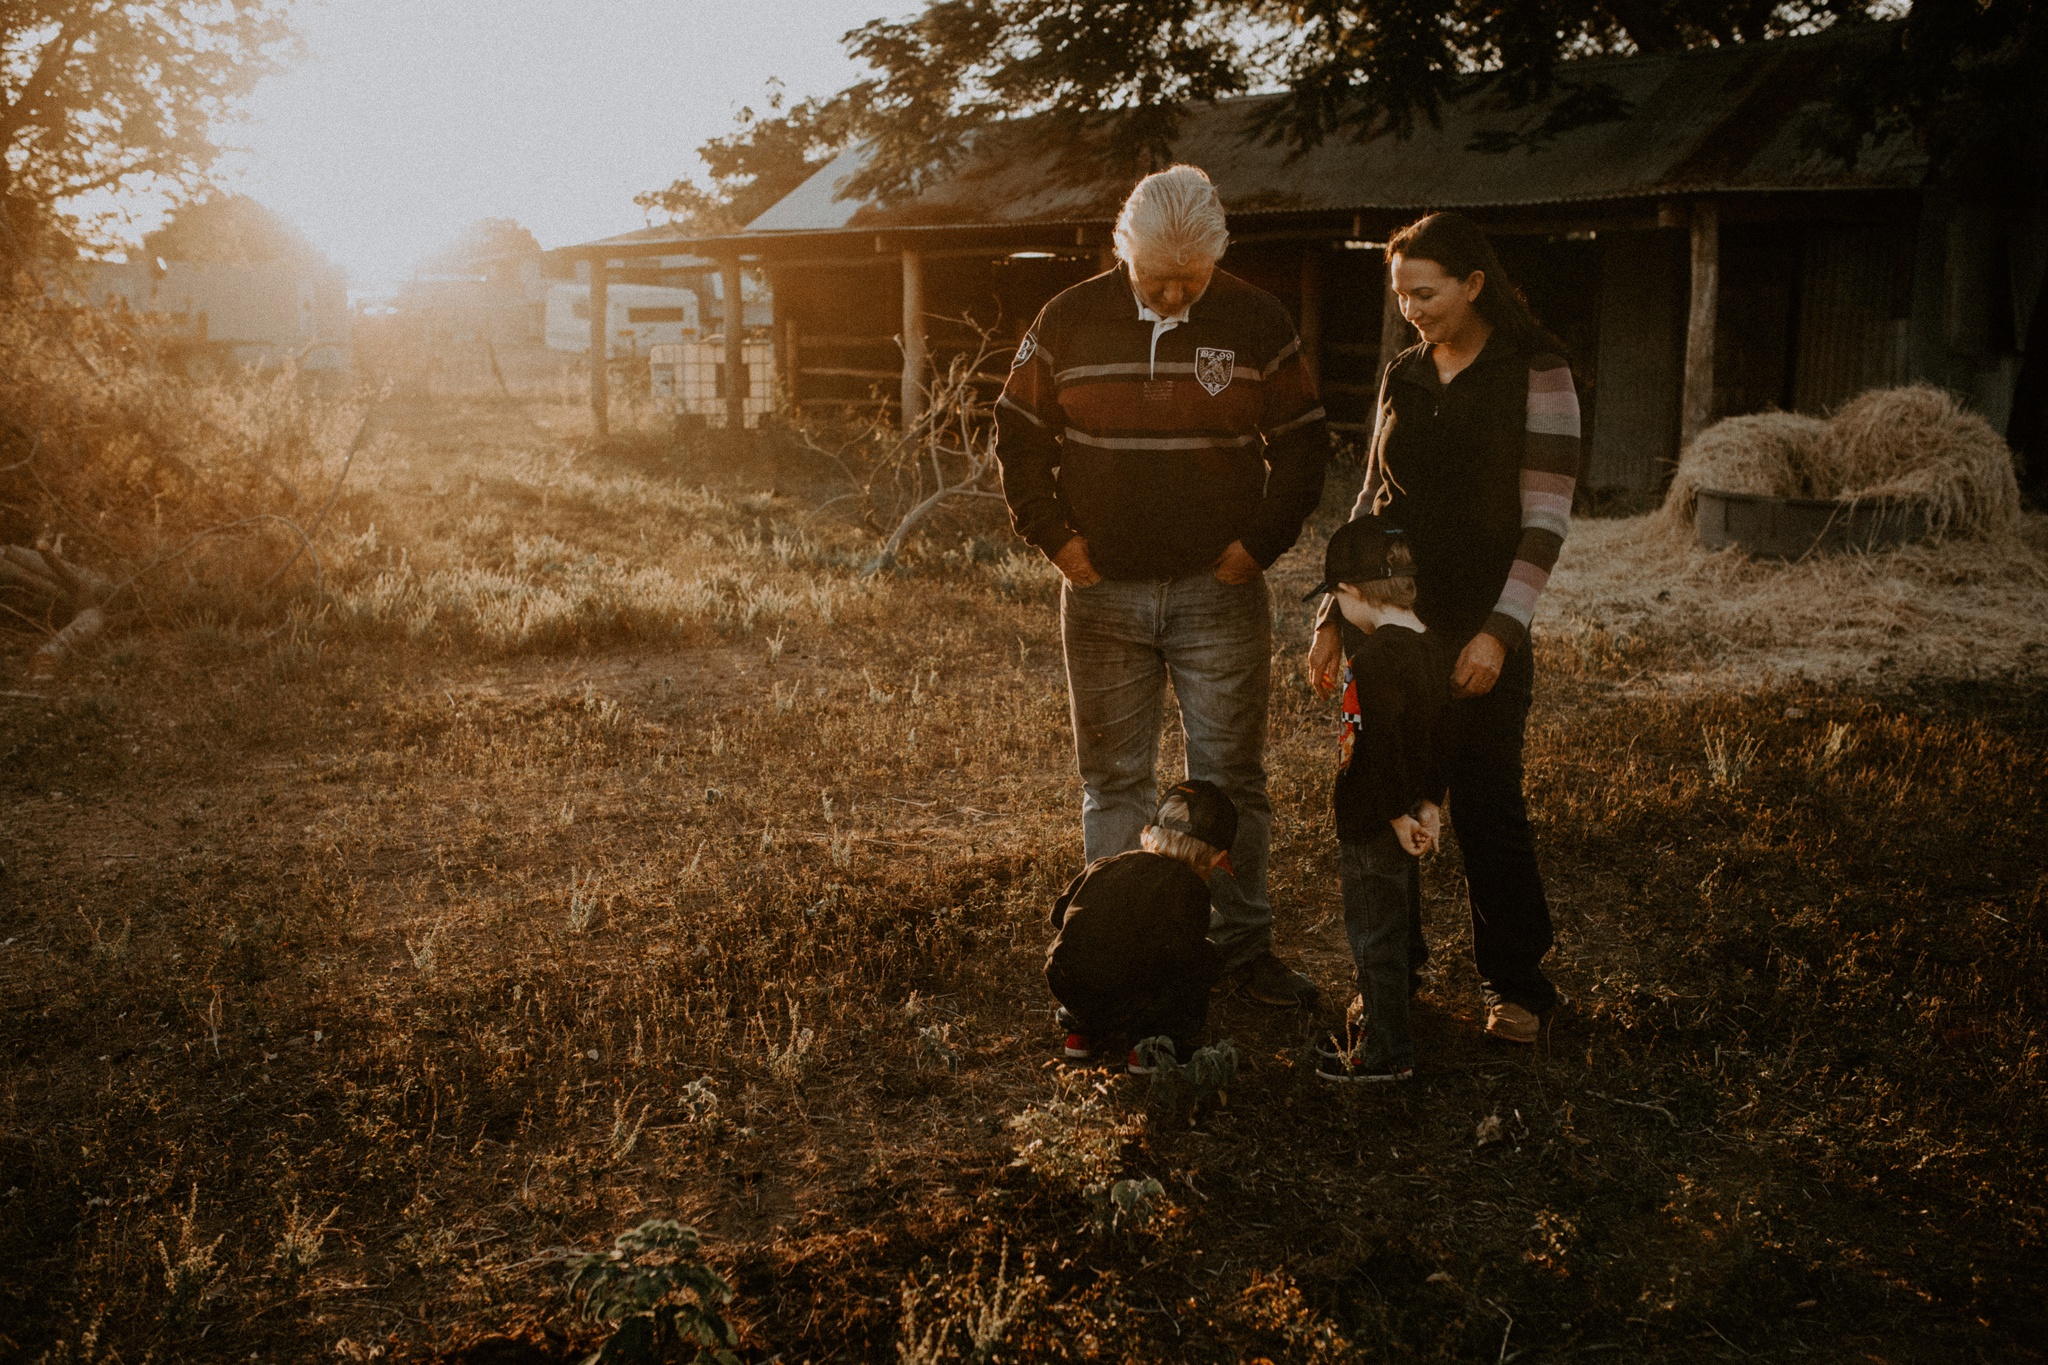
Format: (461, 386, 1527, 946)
(1333, 624, 1452, 843)
(1046, 850, 1222, 1039)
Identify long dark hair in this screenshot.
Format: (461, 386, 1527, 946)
(1387, 211, 1566, 360)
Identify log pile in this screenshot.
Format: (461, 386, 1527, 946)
(1, 539, 112, 679)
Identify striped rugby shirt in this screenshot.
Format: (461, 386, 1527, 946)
(1331, 335, 1578, 649)
(996, 266, 1328, 581)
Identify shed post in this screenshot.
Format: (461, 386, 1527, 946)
(1299, 247, 1323, 389)
(900, 248, 926, 427)
(1681, 200, 1720, 449)
(781, 315, 800, 414)
(721, 256, 746, 432)
(588, 256, 609, 438)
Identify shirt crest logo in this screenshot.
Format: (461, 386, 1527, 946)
(1195, 347, 1235, 395)
(1011, 333, 1037, 369)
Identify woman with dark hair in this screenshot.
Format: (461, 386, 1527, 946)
(1306, 211, 1579, 1044)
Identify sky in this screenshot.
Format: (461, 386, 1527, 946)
(179, 0, 908, 294)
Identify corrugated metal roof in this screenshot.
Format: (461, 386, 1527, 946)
(742, 22, 1921, 237)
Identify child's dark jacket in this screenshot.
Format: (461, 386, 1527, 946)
(1335, 624, 1453, 843)
(1046, 850, 1223, 1038)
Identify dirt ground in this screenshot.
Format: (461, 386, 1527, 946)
(2, 397, 2045, 1363)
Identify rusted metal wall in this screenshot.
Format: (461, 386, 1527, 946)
(1792, 222, 1912, 412)
(1588, 230, 1687, 494)
(1713, 224, 1803, 419)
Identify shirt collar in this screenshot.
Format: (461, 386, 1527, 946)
(1124, 265, 1199, 324)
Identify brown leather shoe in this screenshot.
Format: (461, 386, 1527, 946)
(1238, 952, 1318, 1008)
(1484, 1001, 1541, 1044)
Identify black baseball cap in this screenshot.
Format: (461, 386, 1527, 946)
(1159, 778, 1238, 859)
(1300, 514, 1415, 602)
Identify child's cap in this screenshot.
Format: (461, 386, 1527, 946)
(1160, 778, 1238, 856)
(1301, 514, 1415, 602)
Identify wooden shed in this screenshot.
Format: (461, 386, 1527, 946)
(567, 22, 2045, 495)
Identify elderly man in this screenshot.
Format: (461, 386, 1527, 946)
(997, 164, 1328, 1007)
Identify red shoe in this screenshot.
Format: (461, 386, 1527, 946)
(1126, 1048, 1156, 1076)
(1063, 1031, 1093, 1060)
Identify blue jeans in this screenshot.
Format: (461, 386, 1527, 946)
(1059, 572, 1273, 970)
(1339, 831, 1420, 1070)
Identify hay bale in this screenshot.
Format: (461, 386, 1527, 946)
(1816, 384, 2020, 539)
(1653, 412, 1827, 533)
(1654, 385, 2022, 543)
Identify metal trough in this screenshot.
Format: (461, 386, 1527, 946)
(1695, 489, 1933, 559)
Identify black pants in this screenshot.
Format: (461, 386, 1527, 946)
(1434, 640, 1557, 1013)
(1051, 983, 1209, 1054)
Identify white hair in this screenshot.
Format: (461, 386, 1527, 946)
(1139, 791, 1224, 868)
(1113, 164, 1230, 270)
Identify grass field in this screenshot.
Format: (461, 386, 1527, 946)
(3, 395, 2045, 1363)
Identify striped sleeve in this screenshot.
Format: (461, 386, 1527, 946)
(1244, 328, 1329, 567)
(994, 316, 1079, 560)
(1481, 355, 1579, 651)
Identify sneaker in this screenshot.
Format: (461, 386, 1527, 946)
(1315, 1042, 1413, 1085)
(1484, 1001, 1542, 1045)
(1126, 1047, 1158, 1076)
(1062, 1031, 1093, 1060)
(1237, 951, 1319, 1009)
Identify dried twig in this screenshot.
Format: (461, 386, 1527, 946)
(859, 323, 1011, 575)
(259, 389, 383, 592)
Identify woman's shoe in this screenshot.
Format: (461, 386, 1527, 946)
(1484, 1002, 1541, 1044)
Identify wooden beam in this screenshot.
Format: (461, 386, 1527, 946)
(1681, 199, 1720, 450)
(721, 256, 746, 432)
(588, 259, 609, 438)
(1299, 248, 1323, 389)
(900, 248, 926, 427)
(780, 316, 800, 410)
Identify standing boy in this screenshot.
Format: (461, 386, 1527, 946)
(1046, 780, 1236, 1075)
(1302, 516, 1451, 1084)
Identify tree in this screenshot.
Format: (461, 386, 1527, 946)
(651, 1, 2041, 222)
(832, 0, 1888, 202)
(635, 80, 863, 235)
(0, 1, 299, 252)
(1819, 0, 2048, 204)
(420, 217, 542, 277)
(141, 193, 324, 267)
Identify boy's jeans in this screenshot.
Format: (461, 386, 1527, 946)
(1339, 829, 1422, 1070)
(1059, 572, 1272, 970)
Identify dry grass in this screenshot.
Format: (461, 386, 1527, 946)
(0, 294, 371, 625)
(1654, 385, 2023, 543)
(1544, 511, 2048, 689)
(1, 397, 2046, 1362)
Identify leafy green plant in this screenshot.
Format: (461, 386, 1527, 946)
(1133, 1036, 1238, 1118)
(1006, 1072, 1175, 1237)
(1104, 1177, 1167, 1235)
(561, 1219, 739, 1364)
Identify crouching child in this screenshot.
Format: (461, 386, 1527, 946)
(1303, 516, 1451, 1084)
(1046, 780, 1236, 1076)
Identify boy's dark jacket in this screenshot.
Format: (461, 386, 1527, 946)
(1046, 851, 1223, 1029)
(1335, 624, 1452, 843)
